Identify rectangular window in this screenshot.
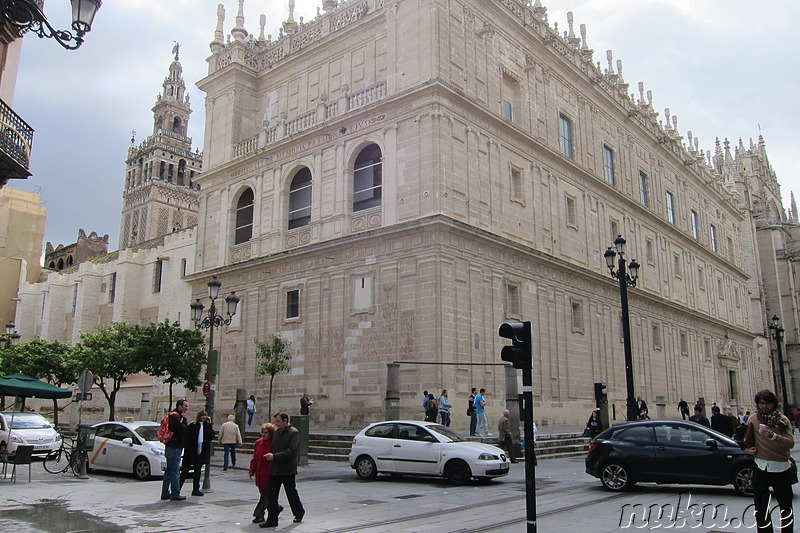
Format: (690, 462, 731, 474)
(181, 258, 187, 277)
(603, 145, 615, 186)
(72, 283, 79, 317)
(565, 194, 577, 228)
(353, 276, 372, 312)
(734, 286, 740, 307)
(639, 171, 649, 206)
(704, 338, 711, 360)
(152, 260, 163, 293)
(502, 100, 513, 121)
(559, 114, 573, 158)
(698, 266, 706, 290)
(571, 299, 584, 333)
(507, 284, 520, 318)
(691, 210, 699, 240)
(673, 253, 682, 278)
(680, 332, 689, 355)
(109, 273, 117, 303)
(286, 289, 300, 319)
(510, 166, 523, 201)
(666, 191, 675, 224)
(727, 237, 734, 261)
(646, 238, 654, 265)
(41, 293, 46, 319)
(652, 323, 662, 350)
(710, 224, 718, 252)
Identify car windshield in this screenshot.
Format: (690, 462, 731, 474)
(135, 425, 160, 442)
(427, 424, 465, 442)
(8, 415, 51, 430)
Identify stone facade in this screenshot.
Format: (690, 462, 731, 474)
(44, 229, 109, 272)
(185, 0, 771, 428)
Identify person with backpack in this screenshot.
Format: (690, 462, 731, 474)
(160, 399, 189, 501)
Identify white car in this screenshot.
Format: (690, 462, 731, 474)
(0, 412, 62, 456)
(90, 421, 166, 480)
(349, 420, 511, 484)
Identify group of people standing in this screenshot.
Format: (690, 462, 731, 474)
(422, 389, 453, 427)
(422, 387, 491, 436)
(159, 399, 305, 529)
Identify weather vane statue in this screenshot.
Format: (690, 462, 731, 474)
(172, 41, 180, 61)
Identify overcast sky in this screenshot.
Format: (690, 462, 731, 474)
(12, 0, 800, 252)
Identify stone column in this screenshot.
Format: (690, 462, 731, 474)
(234, 388, 247, 436)
(139, 392, 150, 421)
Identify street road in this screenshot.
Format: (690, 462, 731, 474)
(0, 451, 793, 532)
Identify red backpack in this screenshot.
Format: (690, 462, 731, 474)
(157, 411, 176, 444)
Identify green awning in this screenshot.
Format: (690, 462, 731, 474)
(0, 373, 72, 399)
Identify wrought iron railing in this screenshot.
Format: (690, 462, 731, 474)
(0, 98, 34, 175)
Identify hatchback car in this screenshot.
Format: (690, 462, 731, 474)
(585, 420, 754, 495)
(0, 412, 61, 456)
(349, 420, 510, 484)
(90, 421, 166, 480)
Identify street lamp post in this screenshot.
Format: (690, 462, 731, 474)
(190, 276, 239, 493)
(0, 0, 102, 50)
(604, 235, 640, 422)
(769, 315, 791, 419)
(0, 322, 21, 348)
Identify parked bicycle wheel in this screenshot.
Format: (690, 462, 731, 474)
(43, 448, 71, 474)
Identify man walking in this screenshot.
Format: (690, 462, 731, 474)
(219, 414, 243, 471)
(498, 410, 517, 462)
(689, 405, 710, 427)
(468, 388, 477, 436)
(161, 399, 188, 501)
(475, 388, 491, 437)
(261, 412, 305, 528)
(677, 398, 690, 420)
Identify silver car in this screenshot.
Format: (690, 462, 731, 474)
(349, 420, 511, 484)
(90, 421, 166, 480)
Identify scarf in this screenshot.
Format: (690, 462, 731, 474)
(756, 407, 787, 430)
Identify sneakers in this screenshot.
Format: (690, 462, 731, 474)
(484, 433, 493, 436)
(191, 491, 204, 496)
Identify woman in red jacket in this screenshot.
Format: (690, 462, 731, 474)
(249, 423, 280, 524)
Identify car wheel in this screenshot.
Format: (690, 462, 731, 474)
(354, 455, 378, 480)
(600, 462, 632, 491)
(133, 457, 152, 480)
(732, 464, 754, 496)
(444, 459, 472, 485)
(0, 442, 6, 455)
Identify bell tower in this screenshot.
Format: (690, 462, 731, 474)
(119, 47, 202, 249)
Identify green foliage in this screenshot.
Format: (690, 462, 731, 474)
(140, 320, 206, 406)
(73, 322, 148, 421)
(254, 334, 293, 416)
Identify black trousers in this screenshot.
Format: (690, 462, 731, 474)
(500, 435, 516, 462)
(752, 465, 794, 533)
(253, 487, 269, 519)
(180, 457, 203, 493)
(266, 474, 304, 523)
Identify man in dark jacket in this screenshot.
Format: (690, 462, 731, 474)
(261, 412, 305, 528)
(710, 406, 733, 437)
(689, 405, 710, 428)
(161, 399, 188, 501)
(180, 410, 215, 496)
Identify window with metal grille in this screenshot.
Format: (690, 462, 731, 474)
(289, 168, 312, 229)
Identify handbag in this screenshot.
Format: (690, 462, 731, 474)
(582, 427, 591, 437)
(790, 457, 798, 485)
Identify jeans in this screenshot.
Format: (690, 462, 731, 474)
(223, 444, 237, 469)
(752, 465, 794, 533)
(470, 411, 477, 435)
(439, 411, 451, 427)
(267, 474, 304, 524)
(161, 446, 182, 499)
(476, 412, 489, 435)
(248, 411, 254, 427)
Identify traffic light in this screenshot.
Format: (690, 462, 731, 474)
(594, 382, 607, 404)
(499, 321, 532, 369)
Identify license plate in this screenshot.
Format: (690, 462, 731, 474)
(34, 445, 49, 450)
(500, 463, 509, 470)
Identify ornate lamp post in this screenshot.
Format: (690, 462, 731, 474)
(604, 235, 640, 422)
(0, 321, 21, 348)
(0, 0, 102, 50)
(769, 315, 791, 419)
(190, 276, 239, 492)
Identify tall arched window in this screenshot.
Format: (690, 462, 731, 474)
(288, 168, 312, 229)
(172, 116, 182, 134)
(235, 188, 254, 244)
(353, 144, 382, 212)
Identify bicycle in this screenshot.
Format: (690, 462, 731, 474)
(44, 435, 81, 475)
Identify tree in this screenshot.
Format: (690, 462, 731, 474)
(254, 334, 292, 416)
(73, 323, 148, 421)
(0, 339, 77, 425)
(140, 320, 206, 408)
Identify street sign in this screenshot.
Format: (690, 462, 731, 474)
(202, 380, 211, 397)
(77, 370, 93, 394)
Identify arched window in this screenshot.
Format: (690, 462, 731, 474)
(172, 117, 182, 134)
(288, 168, 312, 229)
(57, 258, 64, 270)
(353, 144, 382, 212)
(48, 261, 55, 269)
(235, 188, 254, 245)
(177, 159, 186, 186)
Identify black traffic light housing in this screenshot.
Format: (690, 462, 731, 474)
(499, 321, 532, 369)
(594, 382, 607, 405)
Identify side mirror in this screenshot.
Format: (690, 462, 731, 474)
(422, 435, 437, 443)
(705, 439, 718, 449)
(122, 437, 133, 446)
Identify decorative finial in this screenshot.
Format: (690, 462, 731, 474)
(664, 108, 671, 129)
(567, 12, 580, 47)
(231, 0, 247, 41)
(606, 50, 614, 76)
(171, 42, 180, 61)
(130, 129, 136, 145)
(259, 14, 266, 40)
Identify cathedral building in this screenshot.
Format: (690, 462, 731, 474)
(15, 0, 794, 428)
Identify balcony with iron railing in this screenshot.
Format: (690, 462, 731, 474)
(0, 98, 34, 182)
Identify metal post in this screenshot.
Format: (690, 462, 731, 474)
(522, 364, 537, 533)
(618, 256, 637, 422)
(202, 299, 216, 493)
(771, 317, 791, 419)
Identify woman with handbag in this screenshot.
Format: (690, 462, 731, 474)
(745, 389, 795, 532)
(585, 409, 603, 438)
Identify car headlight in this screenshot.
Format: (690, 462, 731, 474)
(150, 446, 165, 456)
(55, 433, 63, 442)
(10, 435, 24, 444)
(478, 452, 497, 461)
